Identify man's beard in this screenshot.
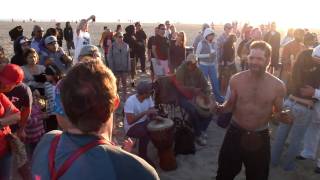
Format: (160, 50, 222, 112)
(248, 64, 266, 76)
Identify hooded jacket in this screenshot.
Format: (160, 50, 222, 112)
(11, 36, 28, 66)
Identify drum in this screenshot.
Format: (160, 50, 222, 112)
(147, 116, 177, 171)
(194, 95, 215, 118)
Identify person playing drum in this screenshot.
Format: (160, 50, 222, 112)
(173, 53, 215, 146)
(124, 80, 158, 166)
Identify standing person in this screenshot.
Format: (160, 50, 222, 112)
(124, 81, 157, 166)
(271, 47, 320, 171)
(281, 28, 295, 47)
(169, 31, 186, 73)
(147, 27, 158, 82)
(0, 93, 21, 180)
(134, 22, 147, 73)
(30, 25, 44, 53)
(280, 28, 305, 84)
(216, 41, 292, 180)
(99, 27, 113, 66)
(264, 22, 281, 74)
(40, 36, 72, 73)
(196, 28, 224, 103)
(169, 25, 177, 41)
(38, 28, 59, 53)
(219, 34, 237, 95)
(56, 23, 64, 47)
(115, 24, 122, 33)
(0, 64, 31, 180)
(237, 26, 253, 71)
(21, 48, 46, 95)
(44, 64, 63, 132)
(217, 23, 233, 67)
(108, 32, 131, 100)
(11, 36, 31, 66)
(24, 89, 46, 157)
(193, 23, 210, 52)
(296, 84, 320, 174)
(0, 64, 32, 140)
(64, 21, 75, 56)
(164, 20, 171, 39)
(73, 15, 95, 64)
(123, 25, 137, 87)
(152, 24, 170, 79)
(32, 60, 159, 180)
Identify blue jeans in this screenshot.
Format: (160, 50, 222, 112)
(0, 152, 11, 180)
(271, 98, 312, 171)
(198, 64, 224, 103)
(178, 95, 212, 137)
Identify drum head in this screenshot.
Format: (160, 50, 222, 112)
(195, 95, 213, 110)
(147, 116, 174, 131)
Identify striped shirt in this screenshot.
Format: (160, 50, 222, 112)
(25, 103, 45, 143)
(44, 82, 56, 115)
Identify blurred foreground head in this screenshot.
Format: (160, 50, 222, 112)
(60, 60, 118, 133)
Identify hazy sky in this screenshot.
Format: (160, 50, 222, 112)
(1, 0, 319, 28)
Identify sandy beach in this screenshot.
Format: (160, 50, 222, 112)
(1, 21, 319, 180)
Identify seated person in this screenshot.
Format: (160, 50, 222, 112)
(173, 53, 214, 146)
(39, 36, 72, 73)
(124, 81, 157, 166)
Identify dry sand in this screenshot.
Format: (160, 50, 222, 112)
(1, 21, 320, 180)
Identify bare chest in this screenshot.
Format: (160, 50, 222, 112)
(236, 82, 275, 106)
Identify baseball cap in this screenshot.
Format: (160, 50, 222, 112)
(165, 20, 170, 25)
(0, 64, 24, 85)
(45, 36, 57, 45)
(78, 45, 101, 58)
(19, 37, 31, 45)
(136, 80, 153, 95)
(186, 53, 198, 64)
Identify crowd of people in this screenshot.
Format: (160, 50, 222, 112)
(0, 15, 320, 180)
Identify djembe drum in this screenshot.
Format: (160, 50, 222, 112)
(147, 116, 177, 171)
(194, 95, 215, 118)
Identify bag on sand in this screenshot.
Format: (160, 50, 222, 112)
(173, 117, 195, 155)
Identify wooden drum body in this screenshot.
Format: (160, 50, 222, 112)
(147, 116, 177, 171)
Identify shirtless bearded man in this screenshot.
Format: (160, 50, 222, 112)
(216, 41, 292, 180)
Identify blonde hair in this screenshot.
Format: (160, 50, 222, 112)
(178, 31, 186, 48)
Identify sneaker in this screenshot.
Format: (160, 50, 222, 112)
(296, 155, 307, 160)
(196, 136, 207, 146)
(315, 167, 320, 174)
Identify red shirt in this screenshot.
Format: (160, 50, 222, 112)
(0, 93, 19, 157)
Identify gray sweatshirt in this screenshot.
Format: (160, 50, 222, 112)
(108, 42, 131, 72)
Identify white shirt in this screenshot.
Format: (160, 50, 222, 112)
(124, 95, 154, 133)
(74, 30, 90, 64)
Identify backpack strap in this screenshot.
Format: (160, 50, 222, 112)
(48, 133, 108, 180)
